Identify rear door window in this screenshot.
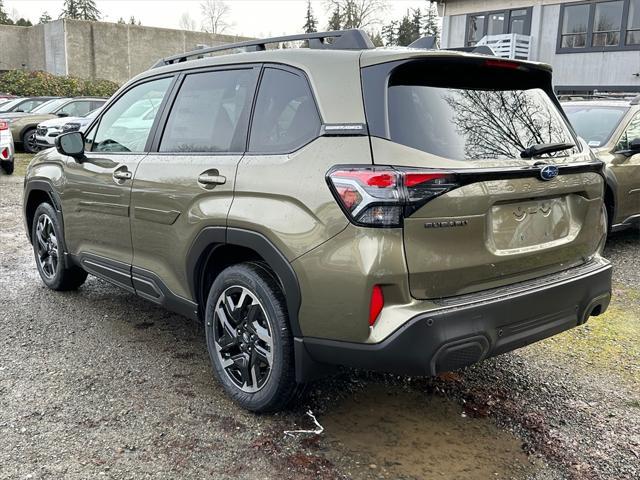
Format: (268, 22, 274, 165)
(159, 68, 256, 153)
(248, 67, 321, 153)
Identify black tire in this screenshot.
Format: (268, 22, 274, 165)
(0, 160, 13, 175)
(205, 262, 297, 413)
(22, 128, 38, 153)
(31, 202, 87, 291)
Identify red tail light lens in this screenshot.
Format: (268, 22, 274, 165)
(1, 147, 8, 159)
(0, 120, 8, 131)
(369, 285, 384, 327)
(327, 167, 458, 227)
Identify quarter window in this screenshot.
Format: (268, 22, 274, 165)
(248, 68, 320, 153)
(89, 77, 171, 153)
(159, 69, 255, 153)
(558, 0, 640, 51)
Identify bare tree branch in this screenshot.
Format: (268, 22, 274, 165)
(200, 0, 230, 35)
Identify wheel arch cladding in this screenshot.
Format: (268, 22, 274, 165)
(187, 227, 303, 337)
(24, 181, 61, 243)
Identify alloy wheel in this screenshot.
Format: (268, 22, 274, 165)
(35, 214, 58, 279)
(213, 285, 274, 393)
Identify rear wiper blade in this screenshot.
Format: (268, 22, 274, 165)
(520, 142, 575, 159)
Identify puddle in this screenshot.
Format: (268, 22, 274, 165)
(320, 384, 532, 480)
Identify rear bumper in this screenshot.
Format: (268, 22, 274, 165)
(298, 258, 612, 378)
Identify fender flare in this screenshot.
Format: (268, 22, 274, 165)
(23, 179, 63, 243)
(187, 227, 302, 337)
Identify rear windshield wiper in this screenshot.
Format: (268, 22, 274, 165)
(520, 142, 575, 159)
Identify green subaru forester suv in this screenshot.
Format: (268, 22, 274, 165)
(23, 30, 612, 412)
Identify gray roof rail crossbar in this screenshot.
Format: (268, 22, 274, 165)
(152, 29, 374, 68)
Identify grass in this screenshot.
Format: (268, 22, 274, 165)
(529, 285, 640, 389)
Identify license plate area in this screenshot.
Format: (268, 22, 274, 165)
(489, 196, 575, 253)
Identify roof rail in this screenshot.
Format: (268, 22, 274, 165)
(152, 29, 374, 68)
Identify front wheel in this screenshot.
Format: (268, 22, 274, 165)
(31, 203, 87, 291)
(205, 263, 297, 412)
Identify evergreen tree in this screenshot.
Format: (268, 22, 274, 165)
(60, 0, 80, 19)
(117, 17, 126, 24)
(396, 12, 417, 46)
(369, 30, 383, 47)
(423, 1, 439, 42)
(327, 6, 341, 31)
(15, 18, 32, 26)
(130, 16, 141, 25)
(39, 11, 52, 24)
(78, 0, 100, 21)
(381, 20, 398, 46)
(302, 0, 317, 33)
(411, 8, 422, 40)
(0, 0, 12, 25)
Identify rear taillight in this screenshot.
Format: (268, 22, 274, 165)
(0, 120, 8, 131)
(327, 167, 458, 227)
(1, 147, 8, 159)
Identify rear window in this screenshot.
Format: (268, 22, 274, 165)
(562, 105, 628, 147)
(364, 58, 577, 161)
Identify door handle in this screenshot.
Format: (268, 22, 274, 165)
(198, 173, 226, 186)
(113, 169, 132, 181)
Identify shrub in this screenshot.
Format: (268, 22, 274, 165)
(0, 70, 119, 98)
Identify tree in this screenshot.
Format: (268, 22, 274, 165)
(15, 18, 32, 26)
(327, 6, 341, 31)
(396, 12, 418, 46)
(303, 0, 318, 33)
(77, 0, 100, 21)
(0, 0, 13, 25)
(324, 0, 388, 29)
(179, 12, 198, 31)
(129, 16, 141, 25)
(369, 30, 383, 46)
(117, 17, 126, 24)
(59, 0, 80, 19)
(423, 1, 439, 42)
(201, 0, 230, 35)
(381, 20, 398, 45)
(39, 11, 52, 24)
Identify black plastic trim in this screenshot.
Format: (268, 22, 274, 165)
(132, 266, 199, 320)
(76, 252, 135, 293)
(23, 179, 63, 243)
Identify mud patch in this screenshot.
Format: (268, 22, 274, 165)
(321, 384, 532, 480)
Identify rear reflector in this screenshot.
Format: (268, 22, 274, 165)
(1, 147, 8, 159)
(369, 285, 384, 327)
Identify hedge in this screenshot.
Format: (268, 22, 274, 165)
(0, 70, 119, 98)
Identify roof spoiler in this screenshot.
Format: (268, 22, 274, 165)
(152, 29, 375, 68)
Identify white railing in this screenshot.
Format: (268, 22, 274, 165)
(476, 34, 531, 60)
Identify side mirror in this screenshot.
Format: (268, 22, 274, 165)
(55, 131, 85, 161)
(15, 109, 23, 112)
(57, 112, 69, 118)
(614, 137, 640, 157)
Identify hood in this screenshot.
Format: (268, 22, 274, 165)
(38, 116, 83, 128)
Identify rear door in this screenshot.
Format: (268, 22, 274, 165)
(609, 111, 640, 222)
(62, 76, 174, 290)
(130, 65, 260, 302)
(362, 56, 606, 299)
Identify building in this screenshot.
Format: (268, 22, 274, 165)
(0, 19, 249, 86)
(439, 0, 640, 94)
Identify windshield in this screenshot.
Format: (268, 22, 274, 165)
(0, 98, 22, 112)
(562, 105, 628, 147)
(31, 98, 68, 114)
(388, 86, 575, 160)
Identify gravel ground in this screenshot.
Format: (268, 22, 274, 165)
(1, 160, 639, 480)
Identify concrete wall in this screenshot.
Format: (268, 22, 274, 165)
(0, 19, 250, 85)
(441, 0, 640, 91)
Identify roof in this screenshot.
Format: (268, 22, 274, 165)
(560, 99, 637, 108)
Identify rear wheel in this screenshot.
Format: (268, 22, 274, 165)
(22, 128, 38, 153)
(31, 203, 87, 291)
(0, 160, 13, 175)
(205, 263, 297, 412)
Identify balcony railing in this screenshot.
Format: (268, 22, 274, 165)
(476, 33, 531, 60)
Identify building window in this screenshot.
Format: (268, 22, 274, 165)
(465, 8, 532, 46)
(558, 0, 640, 52)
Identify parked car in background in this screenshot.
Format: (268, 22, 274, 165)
(0, 96, 58, 114)
(35, 107, 104, 150)
(562, 96, 640, 232)
(1, 97, 106, 153)
(0, 119, 15, 174)
(23, 30, 612, 413)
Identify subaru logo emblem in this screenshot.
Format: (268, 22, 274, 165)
(539, 165, 559, 181)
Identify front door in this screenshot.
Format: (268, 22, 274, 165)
(130, 66, 260, 303)
(610, 112, 640, 223)
(61, 76, 174, 289)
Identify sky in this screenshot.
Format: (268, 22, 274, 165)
(5, 0, 430, 38)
